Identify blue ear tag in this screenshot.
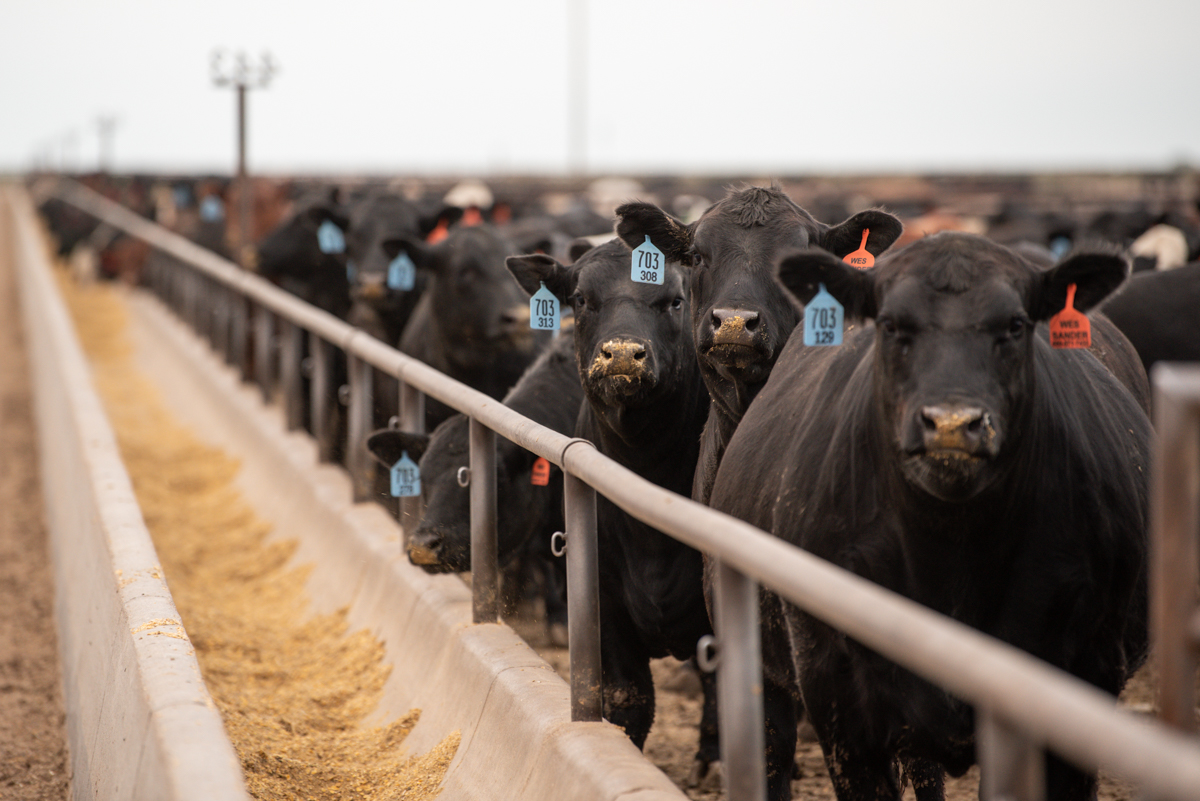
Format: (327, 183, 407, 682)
(317, 219, 346, 254)
(530, 281, 560, 331)
(803, 283, 844, 347)
(631, 235, 664, 285)
(387, 252, 416, 291)
(200, 196, 225, 222)
(390, 451, 421, 497)
(346, 259, 356, 283)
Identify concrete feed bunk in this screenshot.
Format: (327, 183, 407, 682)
(9, 184, 687, 801)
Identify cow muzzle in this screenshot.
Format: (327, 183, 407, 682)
(588, 338, 655, 401)
(406, 528, 456, 574)
(918, 405, 998, 458)
(704, 308, 770, 380)
(902, 404, 1001, 501)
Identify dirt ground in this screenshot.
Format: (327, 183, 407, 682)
(0, 201, 71, 799)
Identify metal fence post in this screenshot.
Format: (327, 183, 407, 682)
(230, 293, 249, 379)
(254, 305, 273, 402)
(470, 419, 499, 624)
(398, 379, 425, 545)
(309, 333, 336, 463)
(713, 558, 766, 801)
(978, 707, 1044, 801)
(564, 469, 602, 721)
(347, 354, 373, 502)
(279, 320, 303, 430)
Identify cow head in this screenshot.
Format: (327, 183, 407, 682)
(255, 196, 349, 282)
(777, 233, 1128, 502)
(616, 186, 902, 415)
(507, 239, 691, 418)
(347, 193, 460, 308)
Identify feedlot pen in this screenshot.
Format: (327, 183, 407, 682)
(10, 179, 1200, 801)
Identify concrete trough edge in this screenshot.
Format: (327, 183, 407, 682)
(7, 185, 252, 801)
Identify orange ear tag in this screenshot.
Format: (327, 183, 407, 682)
(426, 219, 449, 244)
(462, 207, 483, 226)
(842, 229, 874, 270)
(1049, 283, 1091, 349)
(531, 457, 551, 486)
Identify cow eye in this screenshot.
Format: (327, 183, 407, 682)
(689, 250, 705, 269)
(1008, 317, 1026, 338)
(569, 293, 586, 311)
(671, 297, 684, 311)
(879, 318, 897, 337)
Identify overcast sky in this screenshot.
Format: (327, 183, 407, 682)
(4, 0, 1198, 177)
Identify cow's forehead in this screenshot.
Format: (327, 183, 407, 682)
(878, 233, 1034, 292)
(695, 199, 817, 247)
(575, 251, 684, 298)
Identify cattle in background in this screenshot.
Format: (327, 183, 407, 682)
(254, 188, 353, 319)
(709, 233, 1150, 800)
(1127, 223, 1189, 272)
(1101, 259, 1200, 375)
(364, 331, 583, 645)
(615, 185, 904, 504)
(507, 239, 719, 782)
(393, 223, 552, 430)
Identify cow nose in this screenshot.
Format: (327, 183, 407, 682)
(920, 405, 993, 455)
(357, 278, 385, 300)
(407, 530, 444, 566)
(598, 339, 648, 373)
(710, 308, 760, 346)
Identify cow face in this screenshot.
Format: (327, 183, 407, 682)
(616, 187, 903, 408)
(507, 239, 690, 414)
(346, 194, 459, 309)
(255, 200, 349, 282)
(777, 233, 1128, 502)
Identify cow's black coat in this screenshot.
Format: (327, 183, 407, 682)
(507, 239, 718, 776)
(1100, 260, 1200, 375)
(710, 233, 1151, 800)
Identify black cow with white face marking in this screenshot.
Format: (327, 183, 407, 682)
(507, 239, 719, 780)
(710, 232, 1150, 801)
(615, 185, 903, 504)
(393, 224, 553, 430)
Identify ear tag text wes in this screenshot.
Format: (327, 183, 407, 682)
(531, 457, 551, 486)
(631, 235, 664, 285)
(530, 281, 560, 331)
(1049, 282, 1091, 349)
(317, 219, 345, 254)
(390, 451, 421, 497)
(803, 283, 844, 347)
(387, 252, 416, 291)
(842, 229, 873, 270)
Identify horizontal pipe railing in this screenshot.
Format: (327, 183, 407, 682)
(47, 177, 1200, 801)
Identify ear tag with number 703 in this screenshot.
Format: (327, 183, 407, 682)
(390, 451, 421, 497)
(530, 281, 560, 331)
(631, 235, 664, 285)
(1049, 282, 1091, 349)
(387, 252, 416, 291)
(803, 283, 844, 347)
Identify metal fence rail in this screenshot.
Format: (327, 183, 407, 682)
(47, 177, 1200, 801)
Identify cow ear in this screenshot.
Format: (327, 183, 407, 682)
(776, 248, 878, 319)
(506, 253, 577, 304)
(567, 237, 597, 264)
(614, 202, 694, 264)
(304, 204, 348, 231)
(818, 209, 905, 259)
(1031, 251, 1129, 320)
(365, 429, 430, 468)
(417, 204, 464, 238)
(381, 235, 430, 267)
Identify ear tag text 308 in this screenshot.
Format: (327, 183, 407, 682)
(631, 235, 664, 285)
(387, 252, 416, 291)
(530, 281, 560, 331)
(390, 451, 421, 497)
(804, 283, 844, 347)
(531, 457, 551, 486)
(1049, 283, 1090, 349)
(842, 229, 873, 270)
(317, 220, 346, 254)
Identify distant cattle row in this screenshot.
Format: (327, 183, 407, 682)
(37, 175, 1198, 801)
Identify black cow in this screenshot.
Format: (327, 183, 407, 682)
(709, 232, 1151, 800)
(506, 239, 718, 780)
(392, 224, 553, 430)
(615, 185, 903, 504)
(254, 188, 353, 319)
(364, 331, 582, 643)
(1101, 260, 1200, 375)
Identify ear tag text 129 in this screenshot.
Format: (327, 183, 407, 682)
(317, 220, 346, 254)
(387, 252, 416, 291)
(530, 281, 560, 331)
(631, 235, 664, 285)
(531, 457, 551, 486)
(1049, 283, 1091, 349)
(803, 283, 844, 347)
(390, 451, 421, 497)
(842, 229, 873, 269)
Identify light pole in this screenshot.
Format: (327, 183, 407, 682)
(210, 49, 276, 267)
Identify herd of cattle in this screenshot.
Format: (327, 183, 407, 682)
(35, 171, 1200, 801)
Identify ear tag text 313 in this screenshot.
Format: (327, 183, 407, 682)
(1049, 283, 1090, 349)
(390, 451, 421, 497)
(531, 457, 551, 486)
(804, 283, 844, 347)
(842, 229, 873, 269)
(530, 281, 560, 331)
(632, 235, 664, 285)
(317, 220, 345, 254)
(387, 252, 416, 291)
